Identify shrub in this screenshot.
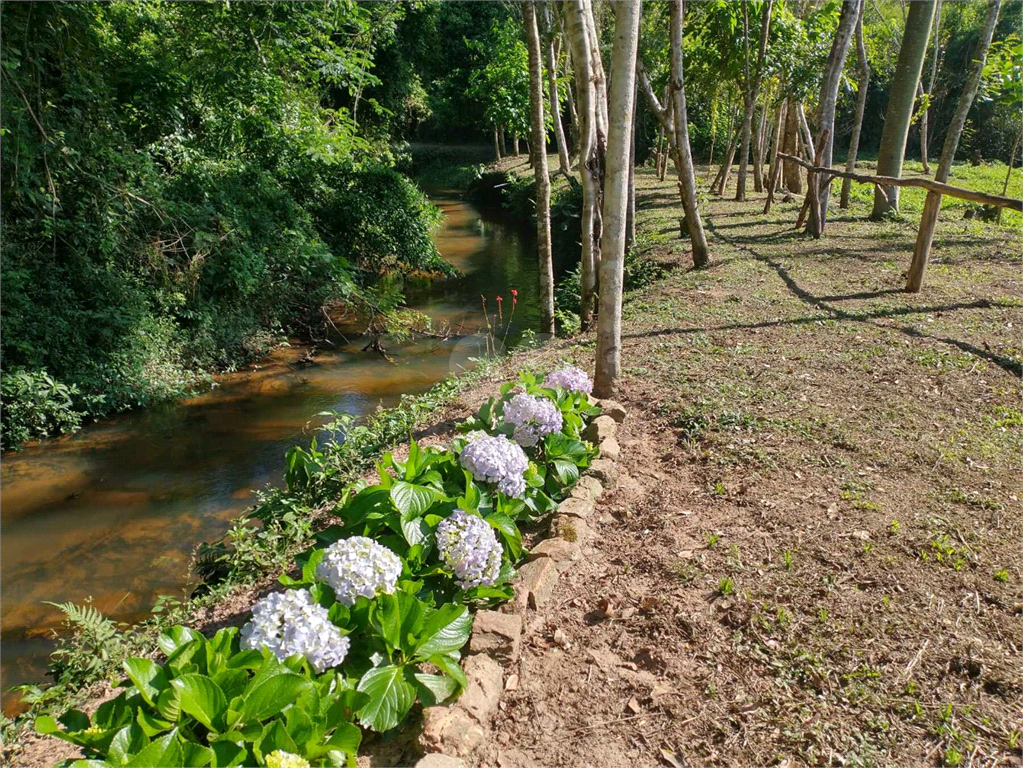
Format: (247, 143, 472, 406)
(0, 370, 85, 450)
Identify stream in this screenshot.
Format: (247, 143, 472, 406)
(0, 186, 562, 713)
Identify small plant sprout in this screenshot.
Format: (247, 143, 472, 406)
(706, 532, 721, 548)
(818, 607, 828, 623)
(889, 519, 900, 536)
(994, 569, 1009, 583)
(718, 577, 735, 596)
(782, 550, 793, 570)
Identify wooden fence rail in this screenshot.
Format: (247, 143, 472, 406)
(774, 152, 1022, 291)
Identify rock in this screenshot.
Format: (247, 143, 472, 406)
(528, 537, 581, 566)
(599, 437, 621, 462)
(497, 748, 535, 768)
(460, 654, 503, 725)
(570, 475, 604, 502)
(584, 415, 617, 444)
(585, 459, 619, 490)
(514, 557, 559, 610)
(551, 514, 589, 545)
(557, 495, 595, 520)
(469, 610, 522, 665)
(597, 399, 627, 423)
(417, 707, 486, 757)
(416, 755, 468, 768)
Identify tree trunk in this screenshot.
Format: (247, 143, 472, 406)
(655, 123, 665, 178)
(871, 0, 937, 219)
(753, 88, 770, 192)
(494, 126, 503, 161)
(736, 0, 774, 201)
(807, 0, 858, 237)
(546, 34, 573, 176)
(500, 127, 507, 155)
(996, 124, 1022, 223)
(594, 0, 641, 399)
(564, 0, 604, 329)
(840, 0, 870, 209)
(908, 0, 1001, 291)
(783, 98, 802, 192)
(524, 2, 556, 335)
(919, 0, 942, 175)
(626, 80, 637, 249)
(513, 134, 521, 156)
(713, 127, 739, 196)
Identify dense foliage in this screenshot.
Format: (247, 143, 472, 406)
(38, 369, 602, 766)
(0, 2, 450, 449)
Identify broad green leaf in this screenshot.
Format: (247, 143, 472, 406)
(322, 722, 361, 766)
(484, 511, 521, 559)
(428, 653, 468, 691)
(180, 742, 214, 768)
(400, 514, 432, 549)
(390, 481, 440, 520)
(123, 731, 183, 768)
(370, 593, 401, 653)
(256, 720, 298, 760)
(412, 672, 458, 706)
(122, 658, 169, 708)
(136, 707, 173, 739)
(414, 604, 471, 658)
(551, 458, 579, 486)
(59, 709, 91, 733)
(355, 664, 416, 733)
(157, 626, 201, 657)
(109, 723, 148, 765)
(170, 674, 227, 732)
(209, 741, 249, 768)
(239, 673, 311, 725)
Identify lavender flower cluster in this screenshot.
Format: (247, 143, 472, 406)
(316, 536, 402, 606)
(502, 392, 563, 447)
(241, 589, 350, 673)
(436, 509, 503, 589)
(459, 433, 529, 497)
(544, 365, 593, 394)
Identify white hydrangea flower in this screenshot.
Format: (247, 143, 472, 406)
(502, 392, 563, 447)
(436, 509, 503, 590)
(240, 589, 349, 673)
(265, 751, 310, 768)
(449, 429, 489, 452)
(459, 433, 529, 498)
(316, 536, 402, 606)
(544, 365, 593, 394)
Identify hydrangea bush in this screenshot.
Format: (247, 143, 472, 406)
(459, 432, 530, 498)
(502, 392, 563, 447)
(241, 588, 350, 672)
(544, 365, 593, 394)
(436, 509, 503, 589)
(39, 369, 603, 765)
(315, 536, 402, 606)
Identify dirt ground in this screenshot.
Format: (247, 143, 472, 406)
(473, 158, 1022, 768)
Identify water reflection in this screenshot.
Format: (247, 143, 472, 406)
(0, 187, 564, 711)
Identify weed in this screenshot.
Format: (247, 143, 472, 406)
(707, 532, 721, 548)
(782, 550, 793, 570)
(719, 577, 735, 596)
(994, 569, 1009, 583)
(889, 519, 901, 536)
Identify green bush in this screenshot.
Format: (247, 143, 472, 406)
(0, 370, 85, 450)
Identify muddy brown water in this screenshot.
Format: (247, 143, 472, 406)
(0, 188, 564, 713)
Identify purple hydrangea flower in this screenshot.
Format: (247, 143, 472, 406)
(459, 433, 528, 498)
(544, 366, 593, 394)
(241, 589, 349, 673)
(502, 392, 563, 447)
(436, 509, 503, 589)
(315, 536, 402, 607)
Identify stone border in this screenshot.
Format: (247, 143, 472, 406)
(413, 399, 628, 767)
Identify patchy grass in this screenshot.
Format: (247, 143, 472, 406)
(484, 157, 1021, 768)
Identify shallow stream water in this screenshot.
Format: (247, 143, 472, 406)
(0, 187, 559, 712)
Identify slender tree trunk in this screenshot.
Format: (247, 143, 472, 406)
(753, 87, 770, 192)
(655, 123, 665, 178)
(565, 0, 604, 329)
(841, 0, 870, 209)
(871, 0, 937, 219)
(807, 0, 858, 237)
(494, 126, 503, 161)
(546, 33, 573, 176)
(919, 0, 942, 175)
(500, 127, 507, 155)
(908, 0, 1001, 290)
(783, 98, 802, 192)
(996, 124, 1022, 223)
(586, 1, 609, 142)
(736, 0, 774, 201)
(513, 134, 521, 156)
(524, 2, 555, 335)
(626, 80, 637, 249)
(713, 127, 739, 196)
(594, 0, 641, 399)
(561, 27, 580, 154)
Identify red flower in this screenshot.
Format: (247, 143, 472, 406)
(510, 289, 518, 297)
